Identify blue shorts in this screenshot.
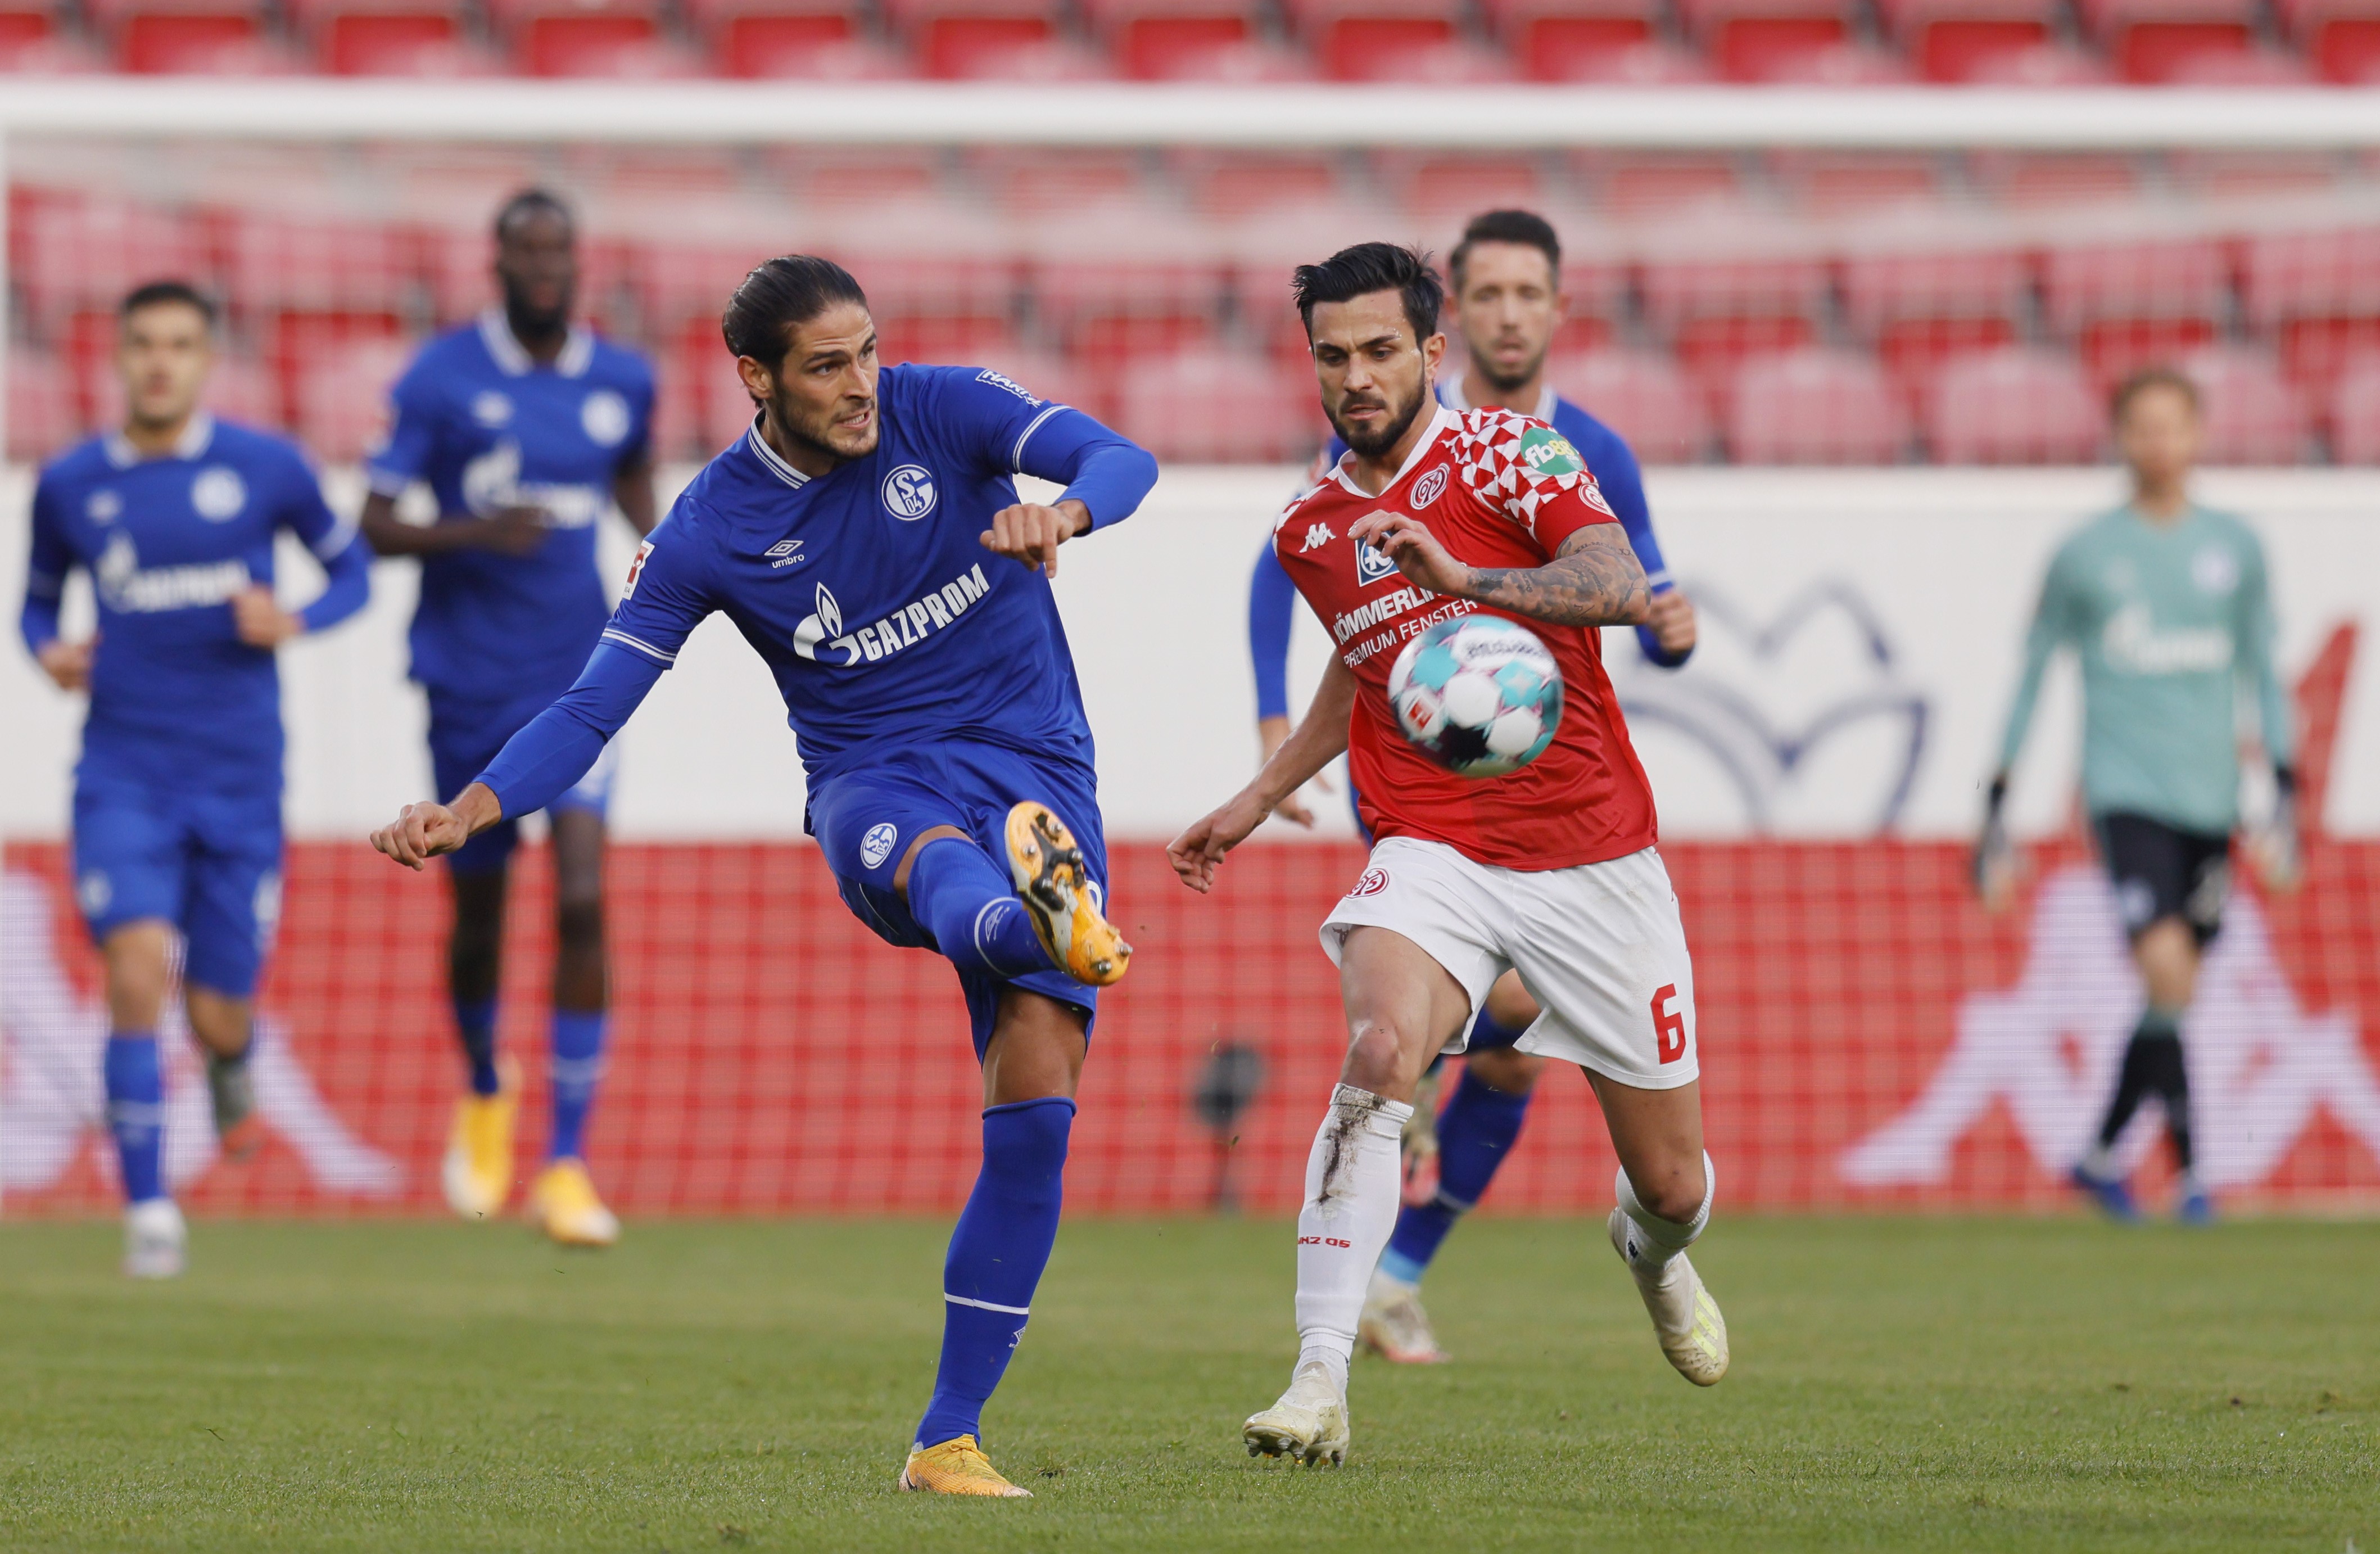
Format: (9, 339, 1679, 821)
(808, 739, 1106, 1061)
(72, 775, 283, 997)
(428, 689, 616, 875)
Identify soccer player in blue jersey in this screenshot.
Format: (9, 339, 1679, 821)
(19, 281, 372, 1277)
(1247, 210, 1700, 1364)
(368, 255, 1156, 1496)
(357, 191, 658, 1248)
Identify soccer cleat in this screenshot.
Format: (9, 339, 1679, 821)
(442, 1060, 519, 1221)
(2069, 1163, 2141, 1222)
(1359, 1282, 1449, 1365)
(1005, 801, 1131, 986)
(898, 1435, 1032, 1497)
(205, 1049, 263, 1162)
(1243, 1362, 1350, 1466)
(123, 1198, 186, 1280)
(1608, 1209, 1729, 1386)
(527, 1158, 619, 1248)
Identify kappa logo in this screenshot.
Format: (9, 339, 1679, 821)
(1301, 522, 1334, 553)
(881, 464, 937, 521)
(1410, 465, 1449, 509)
(1355, 537, 1399, 588)
(860, 822, 900, 870)
(1346, 866, 1390, 898)
(766, 538, 806, 570)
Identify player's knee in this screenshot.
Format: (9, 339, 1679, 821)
(101, 921, 174, 1028)
(1341, 1020, 1427, 1098)
(1624, 1151, 1709, 1225)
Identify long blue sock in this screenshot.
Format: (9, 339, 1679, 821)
(915, 1096, 1074, 1449)
(454, 996, 500, 1097)
(905, 837, 1052, 980)
(549, 1010, 606, 1161)
(103, 1032, 166, 1205)
(1379, 1029, 1533, 1285)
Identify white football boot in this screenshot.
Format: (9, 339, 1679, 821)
(1358, 1277, 1449, 1365)
(123, 1198, 187, 1280)
(1608, 1208, 1729, 1386)
(1243, 1361, 1351, 1466)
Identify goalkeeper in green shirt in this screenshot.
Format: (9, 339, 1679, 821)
(1979, 367, 2300, 1224)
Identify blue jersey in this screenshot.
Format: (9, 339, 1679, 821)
(366, 312, 655, 701)
(1250, 378, 1683, 720)
(22, 414, 371, 793)
(476, 365, 1160, 821)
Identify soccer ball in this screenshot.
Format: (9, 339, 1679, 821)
(1387, 616, 1564, 778)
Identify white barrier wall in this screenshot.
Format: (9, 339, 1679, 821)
(4, 464, 2375, 843)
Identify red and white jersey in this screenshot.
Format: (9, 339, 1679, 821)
(1274, 403, 1659, 871)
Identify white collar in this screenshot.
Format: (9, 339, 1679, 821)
(1438, 372, 1556, 422)
(478, 309, 595, 379)
(743, 413, 811, 490)
(104, 410, 214, 469)
(1331, 403, 1455, 497)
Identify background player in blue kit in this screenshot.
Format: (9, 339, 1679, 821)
(368, 255, 1157, 1497)
(19, 281, 372, 1279)
(1248, 210, 1701, 1365)
(358, 190, 658, 1248)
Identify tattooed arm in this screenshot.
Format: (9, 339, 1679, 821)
(1343, 512, 1651, 628)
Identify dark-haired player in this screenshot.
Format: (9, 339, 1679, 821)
(359, 189, 657, 1247)
(1175, 243, 1726, 1468)
(368, 255, 1156, 1497)
(1248, 209, 1699, 1365)
(20, 281, 372, 1277)
(1981, 366, 2297, 1224)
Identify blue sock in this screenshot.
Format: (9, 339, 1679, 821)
(103, 1032, 166, 1205)
(549, 1010, 606, 1162)
(1379, 1036, 1533, 1286)
(905, 837, 1052, 980)
(454, 996, 500, 1097)
(915, 1096, 1074, 1449)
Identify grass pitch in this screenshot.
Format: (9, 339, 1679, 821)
(0, 1214, 2372, 1552)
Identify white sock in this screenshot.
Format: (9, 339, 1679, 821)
(1292, 1083, 1413, 1392)
(1367, 1263, 1416, 1302)
(1613, 1151, 1714, 1274)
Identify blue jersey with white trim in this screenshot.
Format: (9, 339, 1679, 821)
(366, 313, 655, 699)
(595, 364, 1143, 787)
(25, 414, 366, 792)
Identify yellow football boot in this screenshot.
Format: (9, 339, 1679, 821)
(527, 1157, 620, 1248)
(1609, 1208, 1730, 1386)
(1004, 801, 1131, 986)
(898, 1435, 1032, 1498)
(441, 1059, 519, 1221)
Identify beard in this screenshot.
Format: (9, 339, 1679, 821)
(1474, 343, 1545, 399)
(1332, 377, 1428, 459)
(766, 381, 880, 464)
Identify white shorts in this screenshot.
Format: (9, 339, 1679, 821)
(1318, 835, 1700, 1091)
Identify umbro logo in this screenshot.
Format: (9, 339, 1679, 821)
(1300, 522, 1333, 553)
(766, 538, 807, 569)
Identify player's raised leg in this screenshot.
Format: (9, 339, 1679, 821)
(1594, 1072, 1727, 1385)
(1246, 924, 1467, 1466)
(527, 803, 619, 1246)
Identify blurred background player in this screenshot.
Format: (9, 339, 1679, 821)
(1980, 366, 2298, 1225)
(359, 189, 658, 1247)
(17, 281, 372, 1277)
(1176, 244, 1725, 1469)
(367, 255, 1157, 1496)
(1245, 209, 1701, 1365)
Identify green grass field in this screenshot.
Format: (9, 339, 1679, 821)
(0, 1215, 2373, 1553)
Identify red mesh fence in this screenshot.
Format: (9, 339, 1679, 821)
(7, 834, 2379, 1217)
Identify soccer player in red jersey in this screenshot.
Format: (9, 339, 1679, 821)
(1171, 243, 1727, 1466)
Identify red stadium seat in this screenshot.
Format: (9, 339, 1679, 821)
(1956, 39, 2114, 81)
(14, 198, 208, 323)
(1674, 0, 1852, 82)
(1033, 258, 1229, 382)
(284, 0, 477, 74)
(1970, 152, 2143, 208)
(847, 252, 1024, 366)
(1773, 153, 1947, 217)
(972, 151, 1148, 215)
(881, 0, 1054, 77)
(1839, 247, 2030, 394)
(1113, 348, 1323, 463)
(2077, 0, 2255, 82)
(631, 240, 780, 338)
(1875, 0, 2055, 80)
(1376, 153, 1553, 227)
(291, 333, 418, 461)
(0, 1, 66, 70)
(1725, 347, 1904, 463)
(483, 0, 680, 76)
(223, 213, 416, 317)
(1920, 346, 2102, 463)
(683, 0, 862, 76)
(1550, 37, 1716, 79)
(1173, 151, 1345, 219)
(2282, 0, 2380, 81)
(1548, 350, 1711, 463)
(7, 348, 76, 462)
(1754, 39, 1915, 80)
(1581, 155, 1746, 221)
(97, 0, 282, 73)
(1281, 0, 1462, 80)
(1081, 0, 1258, 79)
(1640, 254, 1831, 391)
(2239, 228, 2380, 403)
(2325, 355, 2380, 460)
(1482, 0, 1655, 80)
(2039, 238, 2229, 386)
(771, 148, 945, 208)
(2180, 347, 2309, 464)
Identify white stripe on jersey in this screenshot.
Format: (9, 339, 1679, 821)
(601, 627, 676, 664)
